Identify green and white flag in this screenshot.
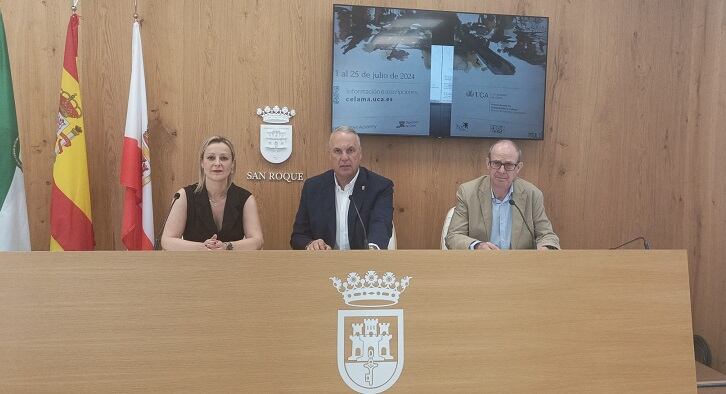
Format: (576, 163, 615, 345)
(0, 11, 30, 251)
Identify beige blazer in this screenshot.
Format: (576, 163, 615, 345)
(445, 176, 560, 250)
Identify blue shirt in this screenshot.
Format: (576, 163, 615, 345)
(489, 186, 513, 250)
(469, 185, 514, 250)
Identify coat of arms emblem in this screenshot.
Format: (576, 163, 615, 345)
(330, 271, 412, 393)
(256, 105, 295, 164)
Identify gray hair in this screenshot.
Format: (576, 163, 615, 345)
(329, 125, 361, 150)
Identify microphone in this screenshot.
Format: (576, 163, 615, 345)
(610, 236, 651, 250)
(509, 199, 535, 249)
(348, 195, 369, 249)
(155, 192, 181, 250)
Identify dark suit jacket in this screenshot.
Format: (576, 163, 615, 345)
(290, 167, 394, 250)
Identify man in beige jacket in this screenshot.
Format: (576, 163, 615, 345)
(445, 139, 560, 250)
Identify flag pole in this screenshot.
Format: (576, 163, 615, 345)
(121, 1, 154, 250)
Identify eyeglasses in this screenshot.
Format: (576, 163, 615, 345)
(488, 160, 519, 171)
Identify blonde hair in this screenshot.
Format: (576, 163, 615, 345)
(195, 135, 236, 193)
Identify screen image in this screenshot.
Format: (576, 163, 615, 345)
(332, 5, 549, 139)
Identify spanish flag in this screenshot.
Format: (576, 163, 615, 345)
(50, 13, 94, 251)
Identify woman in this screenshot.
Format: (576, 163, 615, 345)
(161, 136, 263, 250)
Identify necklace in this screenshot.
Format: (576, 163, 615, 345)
(209, 195, 226, 207)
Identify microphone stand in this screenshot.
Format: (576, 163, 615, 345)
(154, 192, 181, 250)
(348, 195, 369, 249)
(509, 199, 535, 249)
(609, 236, 651, 250)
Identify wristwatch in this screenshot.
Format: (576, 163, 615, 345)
(225, 241, 234, 250)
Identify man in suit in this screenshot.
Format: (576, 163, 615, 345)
(291, 126, 394, 250)
(446, 139, 560, 250)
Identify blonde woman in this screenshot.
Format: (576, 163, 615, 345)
(161, 136, 263, 250)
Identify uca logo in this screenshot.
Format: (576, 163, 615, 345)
(330, 271, 412, 393)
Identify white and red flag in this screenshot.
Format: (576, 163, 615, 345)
(120, 20, 153, 250)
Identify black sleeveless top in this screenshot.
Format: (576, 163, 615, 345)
(182, 183, 252, 242)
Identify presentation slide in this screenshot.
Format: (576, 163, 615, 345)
(332, 6, 548, 140)
(449, 13, 547, 139)
(332, 7, 431, 135)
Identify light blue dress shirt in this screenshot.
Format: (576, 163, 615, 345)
(489, 185, 513, 250)
(470, 184, 514, 250)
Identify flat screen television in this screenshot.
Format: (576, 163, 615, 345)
(332, 4, 549, 139)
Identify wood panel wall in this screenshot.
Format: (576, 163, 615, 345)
(1, 0, 724, 373)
